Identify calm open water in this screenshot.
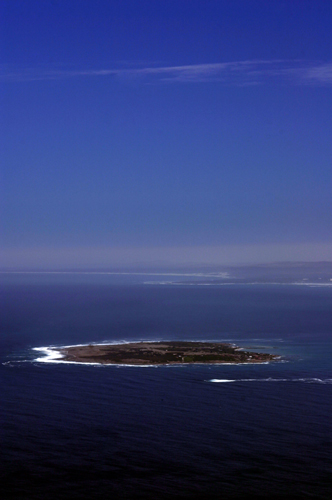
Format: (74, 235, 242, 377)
(1, 274, 332, 499)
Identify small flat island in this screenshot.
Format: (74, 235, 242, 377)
(54, 341, 278, 365)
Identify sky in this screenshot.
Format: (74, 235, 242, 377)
(1, 0, 331, 269)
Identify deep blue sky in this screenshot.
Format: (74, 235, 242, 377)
(1, 0, 331, 269)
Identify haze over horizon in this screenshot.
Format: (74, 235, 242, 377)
(1, 1, 331, 270)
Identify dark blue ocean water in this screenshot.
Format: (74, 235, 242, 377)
(1, 274, 332, 499)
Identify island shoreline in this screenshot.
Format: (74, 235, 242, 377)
(36, 341, 279, 365)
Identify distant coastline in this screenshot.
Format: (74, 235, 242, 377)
(2, 261, 332, 286)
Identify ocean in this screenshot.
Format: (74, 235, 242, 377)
(1, 273, 332, 499)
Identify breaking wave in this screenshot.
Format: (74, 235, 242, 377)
(209, 377, 332, 384)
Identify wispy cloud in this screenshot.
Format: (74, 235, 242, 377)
(1, 60, 332, 86)
(302, 62, 332, 85)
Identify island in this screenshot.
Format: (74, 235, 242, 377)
(53, 341, 278, 365)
